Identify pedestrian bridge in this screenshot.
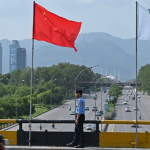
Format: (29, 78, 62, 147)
(0, 119, 150, 148)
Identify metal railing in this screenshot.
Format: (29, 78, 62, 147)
(0, 119, 150, 131)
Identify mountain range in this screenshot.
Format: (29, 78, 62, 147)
(1, 32, 150, 81)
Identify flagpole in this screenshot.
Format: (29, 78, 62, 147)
(135, 1, 138, 148)
(29, 1, 35, 146)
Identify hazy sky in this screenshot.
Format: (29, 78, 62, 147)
(0, 0, 150, 40)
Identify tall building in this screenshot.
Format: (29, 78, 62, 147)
(0, 43, 2, 74)
(17, 48, 27, 70)
(9, 40, 26, 73)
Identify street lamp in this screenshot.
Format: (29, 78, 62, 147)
(60, 78, 66, 105)
(50, 79, 57, 110)
(55, 65, 99, 119)
(36, 79, 44, 116)
(16, 80, 25, 119)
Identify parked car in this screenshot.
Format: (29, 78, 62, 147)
(134, 106, 138, 110)
(125, 107, 130, 112)
(105, 99, 108, 102)
(132, 96, 135, 100)
(125, 99, 128, 102)
(85, 106, 89, 111)
(86, 124, 96, 131)
(70, 110, 75, 115)
(95, 111, 101, 116)
(92, 107, 98, 111)
(123, 101, 127, 105)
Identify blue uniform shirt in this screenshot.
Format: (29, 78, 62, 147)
(76, 97, 85, 114)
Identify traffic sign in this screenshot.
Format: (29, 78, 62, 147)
(100, 111, 103, 115)
(104, 104, 109, 111)
(110, 96, 114, 101)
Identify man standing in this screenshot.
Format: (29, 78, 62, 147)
(67, 90, 85, 148)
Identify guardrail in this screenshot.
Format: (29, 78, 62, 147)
(0, 119, 150, 147)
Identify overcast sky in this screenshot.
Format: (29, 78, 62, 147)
(0, 0, 150, 41)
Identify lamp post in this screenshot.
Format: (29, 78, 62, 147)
(60, 78, 66, 105)
(50, 79, 57, 110)
(36, 79, 44, 116)
(55, 65, 99, 119)
(16, 80, 25, 119)
(81, 74, 99, 120)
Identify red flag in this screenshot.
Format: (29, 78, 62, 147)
(32, 2, 82, 52)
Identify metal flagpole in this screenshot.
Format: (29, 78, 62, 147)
(29, 38, 34, 146)
(135, 1, 138, 148)
(29, 1, 35, 146)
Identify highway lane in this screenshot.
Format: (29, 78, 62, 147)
(6, 91, 108, 132)
(112, 89, 150, 132)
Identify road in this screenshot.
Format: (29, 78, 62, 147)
(6, 91, 108, 132)
(110, 89, 150, 132)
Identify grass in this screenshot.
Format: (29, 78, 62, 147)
(104, 107, 115, 120)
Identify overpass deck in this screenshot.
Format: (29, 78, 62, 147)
(5, 146, 150, 150)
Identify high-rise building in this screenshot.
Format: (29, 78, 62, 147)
(0, 43, 2, 74)
(17, 48, 27, 70)
(9, 40, 26, 73)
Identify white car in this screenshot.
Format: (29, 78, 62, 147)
(70, 110, 75, 115)
(92, 107, 98, 111)
(125, 107, 130, 112)
(134, 106, 138, 110)
(137, 95, 140, 98)
(95, 111, 101, 116)
(123, 101, 127, 105)
(86, 124, 96, 131)
(85, 106, 89, 111)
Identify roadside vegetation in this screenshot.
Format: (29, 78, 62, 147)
(0, 62, 102, 120)
(104, 84, 123, 119)
(137, 64, 150, 95)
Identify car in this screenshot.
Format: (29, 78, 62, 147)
(123, 101, 127, 105)
(137, 95, 140, 98)
(94, 97, 97, 100)
(85, 106, 89, 111)
(125, 107, 130, 112)
(125, 99, 128, 102)
(134, 106, 138, 110)
(131, 124, 139, 128)
(105, 99, 108, 102)
(92, 107, 98, 111)
(70, 110, 75, 115)
(95, 111, 101, 116)
(86, 124, 96, 131)
(104, 90, 106, 93)
(132, 96, 135, 100)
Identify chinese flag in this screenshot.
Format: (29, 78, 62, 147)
(32, 2, 82, 52)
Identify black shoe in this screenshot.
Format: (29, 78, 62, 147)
(74, 145, 84, 148)
(66, 142, 76, 147)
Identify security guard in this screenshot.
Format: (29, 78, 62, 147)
(67, 90, 85, 148)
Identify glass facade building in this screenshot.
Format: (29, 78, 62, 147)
(9, 40, 26, 73)
(0, 43, 2, 74)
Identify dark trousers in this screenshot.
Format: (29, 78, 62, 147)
(73, 114, 85, 146)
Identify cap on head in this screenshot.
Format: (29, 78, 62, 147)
(76, 90, 83, 94)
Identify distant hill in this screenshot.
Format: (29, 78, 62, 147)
(1, 32, 150, 81)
